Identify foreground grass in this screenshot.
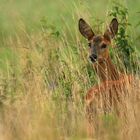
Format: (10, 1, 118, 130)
(0, 25, 139, 140)
(0, 0, 140, 140)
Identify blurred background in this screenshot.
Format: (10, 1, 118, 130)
(0, 0, 140, 140)
(0, 0, 140, 37)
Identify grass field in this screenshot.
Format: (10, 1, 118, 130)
(0, 0, 140, 140)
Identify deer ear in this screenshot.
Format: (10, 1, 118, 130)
(104, 18, 118, 41)
(79, 18, 95, 40)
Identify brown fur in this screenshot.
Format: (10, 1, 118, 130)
(79, 18, 133, 137)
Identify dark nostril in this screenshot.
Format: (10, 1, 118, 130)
(89, 56, 94, 61)
(92, 54, 97, 59)
(89, 54, 97, 62)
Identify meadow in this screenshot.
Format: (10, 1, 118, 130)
(0, 0, 140, 139)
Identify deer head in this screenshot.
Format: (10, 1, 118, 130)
(78, 18, 118, 64)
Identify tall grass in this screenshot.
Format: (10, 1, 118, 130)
(0, 0, 140, 140)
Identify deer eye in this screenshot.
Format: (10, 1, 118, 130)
(101, 44, 107, 49)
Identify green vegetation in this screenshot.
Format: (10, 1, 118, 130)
(109, 1, 139, 72)
(0, 0, 140, 140)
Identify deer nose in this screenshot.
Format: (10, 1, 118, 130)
(89, 54, 97, 62)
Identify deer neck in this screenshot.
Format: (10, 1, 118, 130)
(94, 57, 120, 82)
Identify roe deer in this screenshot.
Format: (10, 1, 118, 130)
(78, 18, 133, 137)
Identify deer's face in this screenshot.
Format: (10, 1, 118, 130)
(88, 35, 110, 63)
(79, 18, 118, 63)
